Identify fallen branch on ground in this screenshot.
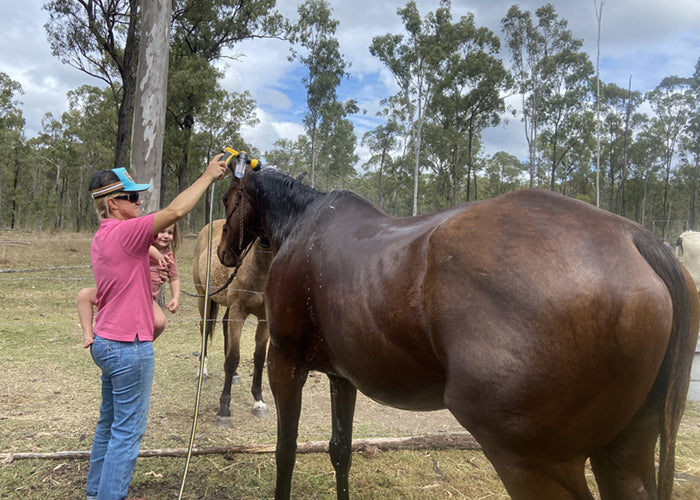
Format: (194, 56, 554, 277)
(1, 433, 480, 462)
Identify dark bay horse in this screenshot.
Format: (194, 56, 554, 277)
(217, 167, 699, 500)
(193, 219, 273, 425)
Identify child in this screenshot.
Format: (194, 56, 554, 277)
(77, 223, 181, 347)
(150, 222, 181, 328)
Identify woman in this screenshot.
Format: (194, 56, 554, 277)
(84, 156, 227, 500)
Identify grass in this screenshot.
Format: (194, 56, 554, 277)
(0, 228, 699, 499)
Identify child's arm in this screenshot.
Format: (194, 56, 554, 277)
(149, 245, 168, 267)
(76, 287, 97, 348)
(167, 277, 181, 313)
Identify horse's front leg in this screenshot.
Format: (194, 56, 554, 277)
(328, 374, 357, 500)
(251, 319, 270, 416)
(216, 308, 241, 427)
(268, 344, 308, 500)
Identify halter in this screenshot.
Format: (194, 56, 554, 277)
(223, 176, 260, 263)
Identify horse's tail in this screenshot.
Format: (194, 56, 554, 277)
(634, 230, 699, 499)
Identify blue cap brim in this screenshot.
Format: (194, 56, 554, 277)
(113, 167, 151, 192)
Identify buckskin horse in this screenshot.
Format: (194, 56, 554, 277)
(217, 166, 699, 500)
(193, 219, 273, 424)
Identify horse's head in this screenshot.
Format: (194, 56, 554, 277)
(217, 167, 262, 267)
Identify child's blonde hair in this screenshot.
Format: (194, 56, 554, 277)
(169, 222, 181, 254)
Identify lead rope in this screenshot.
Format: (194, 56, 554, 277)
(177, 182, 217, 499)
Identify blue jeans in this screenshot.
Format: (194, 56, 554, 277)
(86, 336, 155, 500)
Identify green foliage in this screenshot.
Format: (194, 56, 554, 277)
(287, 0, 355, 188)
(44, 0, 140, 167)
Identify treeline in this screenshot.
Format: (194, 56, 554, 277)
(0, 0, 698, 242)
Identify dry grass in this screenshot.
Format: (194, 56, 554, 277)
(1, 229, 699, 499)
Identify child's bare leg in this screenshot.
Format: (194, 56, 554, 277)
(153, 301, 167, 339)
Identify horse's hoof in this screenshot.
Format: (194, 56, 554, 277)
(196, 373, 208, 382)
(215, 415, 232, 428)
(232, 375, 241, 385)
(252, 402, 269, 417)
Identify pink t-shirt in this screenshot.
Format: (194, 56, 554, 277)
(91, 213, 157, 342)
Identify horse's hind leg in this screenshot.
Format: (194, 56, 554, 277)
(328, 374, 357, 500)
(479, 446, 593, 499)
(251, 319, 270, 416)
(215, 308, 242, 428)
(445, 385, 593, 498)
(590, 403, 659, 499)
(198, 298, 219, 380)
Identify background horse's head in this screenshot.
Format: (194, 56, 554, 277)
(217, 168, 261, 267)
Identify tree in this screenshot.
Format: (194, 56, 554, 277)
(646, 76, 695, 239)
(44, 0, 140, 169)
(264, 136, 312, 179)
(481, 151, 526, 198)
(502, 3, 585, 189)
(130, 0, 172, 213)
(597, 81, 642, 213)
(426, 5, 511, 203)
(501, 4, 542, 187)
(362, 121, 400, 209)
(315, 100, 358, 190)
(37, 85, 117, 231)
(164, 0, 283, 203)
(371, 1, 439, 215)
(680, 58, 700, 228)
(538, 47, 594, 191)
(288, 0, 350, 188)
(593, 0, 607, 206)
(0, 73, 26, 229)
(189, 88, 258, 227)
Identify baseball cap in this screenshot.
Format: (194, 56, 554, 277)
(89, 168, 152, 199)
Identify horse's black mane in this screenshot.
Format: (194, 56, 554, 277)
(247, 168, 328, 244)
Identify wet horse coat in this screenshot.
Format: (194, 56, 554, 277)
(218, 167, 699, 500)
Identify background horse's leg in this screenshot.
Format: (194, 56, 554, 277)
(216, 308, 241, 428)
(269, 345, 308, 500)
(251, 318, 270, 416)
(328, 374, 357, 500)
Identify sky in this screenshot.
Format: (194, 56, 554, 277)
(1, 0, 699, 164)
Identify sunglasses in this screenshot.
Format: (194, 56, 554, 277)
(113, 192, 140, 203)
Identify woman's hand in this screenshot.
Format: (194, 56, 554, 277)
(83, 332, 94, 349)
(204, 153, 228, 183)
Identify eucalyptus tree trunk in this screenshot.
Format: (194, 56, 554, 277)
(130, 0, 171, 213)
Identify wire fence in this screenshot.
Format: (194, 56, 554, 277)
(0, 257, 267, 327)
